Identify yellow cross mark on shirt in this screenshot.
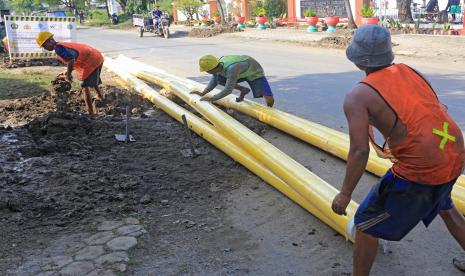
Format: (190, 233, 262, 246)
(432, 122, 456, 150)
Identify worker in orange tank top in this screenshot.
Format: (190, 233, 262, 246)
(331, 25, 465, 275)
(36, 31, 104, 115)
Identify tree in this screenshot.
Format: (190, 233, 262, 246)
(216, 0, 226, 23)
(126, 0, 149, 14)
(263, 0, 286, 19)
(344, 0, 357, 28)
(116, 0, 127, 13)
(8, 0, 43, 14)
(397, 0, 413, 23)
(44, 0, 87, 16)
(157, 0, 174, 15)
(175, 0, 202, 22)
(0, 0, 7, 9)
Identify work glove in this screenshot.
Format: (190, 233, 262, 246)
(200, 96, 214, 102)
(190, 88, 205, 96)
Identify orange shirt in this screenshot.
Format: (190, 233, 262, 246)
(56, 42, 104, 81)
(362, 64, 465, 185)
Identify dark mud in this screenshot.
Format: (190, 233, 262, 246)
(0, 84, 269, 273)
(0, 85, 152, 127)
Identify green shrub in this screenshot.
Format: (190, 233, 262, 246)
(443, 21, 450, 31)
(304, 8, 316, 17)
(253, 6, 266, 17)
(361, 5, 376, 17)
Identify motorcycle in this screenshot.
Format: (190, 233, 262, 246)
(133, 12, 170, 38)
(152, 12, 170, 39)
(111, 13, 119, 25)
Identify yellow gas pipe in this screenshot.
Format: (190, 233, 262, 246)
(111, 59, 359, 240)
(115, 55, 465, 214)
(104, 57, 354, 240)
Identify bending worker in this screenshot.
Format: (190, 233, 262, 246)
(331, 25, 465, 275)
(193, 55, 275, 107)
(36, 31, 104, 115)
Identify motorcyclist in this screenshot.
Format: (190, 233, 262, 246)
(151, 5, 163, 30)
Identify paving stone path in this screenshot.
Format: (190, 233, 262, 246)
(9, 218, 146, 276)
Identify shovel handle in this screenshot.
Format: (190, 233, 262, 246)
(125, 106, 130, 143)
(182, 114, 197, 157)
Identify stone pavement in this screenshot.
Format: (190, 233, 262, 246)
(8, 218, 146, 276)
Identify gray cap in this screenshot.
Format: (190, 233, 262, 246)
(346, 25, 394, 67)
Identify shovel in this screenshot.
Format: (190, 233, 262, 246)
(115, 106, 135, 142)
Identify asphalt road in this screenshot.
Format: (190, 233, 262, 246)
(79, 27, 465, 132)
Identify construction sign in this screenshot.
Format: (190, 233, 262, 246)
(4, 16, 77, 59)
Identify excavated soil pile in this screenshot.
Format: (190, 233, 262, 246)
(189, 25, 237, 38)
(0, 85, 153, 126)
(1, 55, 62, 69)
(316, 29, 354, 49)
(51, 77, 72, 112)
(51, 76, 71, 93)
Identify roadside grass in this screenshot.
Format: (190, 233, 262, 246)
(0, 68, 79, 100)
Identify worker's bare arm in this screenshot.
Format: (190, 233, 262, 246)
(66, 59, 75, 82)
(332, 84, 370, 215)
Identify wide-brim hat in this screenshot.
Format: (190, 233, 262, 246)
(346, 25, 394, 67)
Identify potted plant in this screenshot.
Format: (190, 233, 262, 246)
(236, 16, 246, 30)
(361, 5, 378, 25)
(325, 16, 339, 33)
(212, 11, 221, 24)
(304, 8, 318, 32)
(254, 7, 267, 30)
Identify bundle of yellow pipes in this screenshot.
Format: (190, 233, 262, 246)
(104, 57, 358, 241)
(114, 55, 465, 215)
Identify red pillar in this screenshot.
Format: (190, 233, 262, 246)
(209, 0, 218, 18)
(172, 4, 178, 24)
(355, 0, 363, 26)
(287, 0, 297, 23)
(241, 0, 248, 21)
(355, 0, 371, 26)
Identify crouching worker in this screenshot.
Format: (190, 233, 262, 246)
(36, 31, 104, 115)
(193, 55, 275, 107)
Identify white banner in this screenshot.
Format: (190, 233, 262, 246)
(4, 16, 77, 59)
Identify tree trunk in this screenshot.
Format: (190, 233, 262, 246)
(116, 0, 127, 13)
(344, 0, 357, 29)
(105, 0, 111, 17)
(217, 0, 226, 24)
(397, 0, 413, 23)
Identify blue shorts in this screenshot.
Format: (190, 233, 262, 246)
(216, 75, 273, 97)
(354, 170, 455, 241)
(81, 64, 103, 88)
